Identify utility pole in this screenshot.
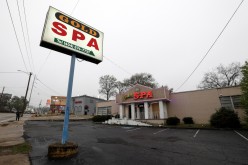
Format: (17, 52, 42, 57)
(28, 75, 36, 108)
(21, 72, 32, 116)
(39, 99, 42, 115)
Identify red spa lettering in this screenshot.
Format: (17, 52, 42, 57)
(87, 38, 99, 50)
(72, 29, 85, 41)
(51, 22, 67, 36)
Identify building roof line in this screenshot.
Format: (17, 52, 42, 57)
(117, 98, 170, 105)
(173, 86, 241, 94)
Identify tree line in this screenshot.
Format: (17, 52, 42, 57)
(0, 95, 28, 112)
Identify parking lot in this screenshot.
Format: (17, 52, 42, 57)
(24, 121, 248, 165)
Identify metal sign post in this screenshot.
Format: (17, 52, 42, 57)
(41, 6, 103, 158)
(62, 54, 76, 144)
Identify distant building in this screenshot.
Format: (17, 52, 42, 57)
(71, 95, 105, 115)
(50, 96, 66, 113)
(96, 100, 118, 116)
(96, 84, 245, 124)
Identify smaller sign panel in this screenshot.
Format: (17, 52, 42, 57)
(40, 6, 103, 64)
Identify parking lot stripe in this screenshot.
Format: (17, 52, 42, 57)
(126, 128, 141, 132)
(193, 129, 200, 138)
(234, 131, 248, 141)
(153, 129, 168, 135)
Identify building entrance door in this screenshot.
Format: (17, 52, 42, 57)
(128, 105, 131, 119)
(138, 104, 145, 119)
(140, 107, 145, 119)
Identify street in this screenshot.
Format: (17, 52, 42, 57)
(0, 113, 16, 123)
(24, 121, 248, 165)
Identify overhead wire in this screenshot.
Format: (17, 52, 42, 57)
(16, 0, 33, 72)
(34, 0, 132, 98)
(103, 56, 132, 75)
(32, 88, 51, 97)
(36, 78, 63, 96)
(5, 0, 28, 72)
(37, 0, 81, 76)
(37, 51, 51, 75)
(175, 0, 244, 92)
(22, 0, 36, 74)
(71, 0, 80, 15)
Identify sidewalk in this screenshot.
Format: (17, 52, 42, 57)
(0, 114, 31, 165)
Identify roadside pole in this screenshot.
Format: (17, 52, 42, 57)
(61, 54, 76, 144)
(42, 6, 103, 158)
(21, 71, 32, 116)
(28, 75, 36, 108)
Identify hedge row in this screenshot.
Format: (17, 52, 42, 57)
(92, 115, 112, 122)
(166, 117, 194, 125)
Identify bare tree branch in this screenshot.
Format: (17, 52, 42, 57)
(198, 62, 242, 89)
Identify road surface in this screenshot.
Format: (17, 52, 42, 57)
(0, 113, 16, 123)
(25, 121, 248, 165)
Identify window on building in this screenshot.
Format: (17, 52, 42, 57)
(219, 95, 243, 110)
(232, 95, 243, 109)
(97, 107, 112, 115)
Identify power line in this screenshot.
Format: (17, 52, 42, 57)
(16, 0, 32, 72)
(103, 56, 132, 75)
(32, 87, 53, 97)
(37, 0, 81, 76)
(175, 0, 244, 92)
(37, 51, 51, 76)
(5, 0, 28, 72)
(22, 0, 36, 74)
(36, 78, 63, 96)
(71, 0, 80, 15)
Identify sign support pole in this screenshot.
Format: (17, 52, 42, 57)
(62, 54, 76, 144)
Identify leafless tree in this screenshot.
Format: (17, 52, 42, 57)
(115, 81, 127, 94)
(98, 75, 117, 100)
(198, 62, 242, 89)
(123, 73, 158, 89)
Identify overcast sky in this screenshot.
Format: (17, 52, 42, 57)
(0, 0, 247, 107)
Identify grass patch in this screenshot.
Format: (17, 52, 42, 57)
(0, 142, 32, 155)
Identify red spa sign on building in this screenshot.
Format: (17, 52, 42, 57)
(134, 91, 153, 100)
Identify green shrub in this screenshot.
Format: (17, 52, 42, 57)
(210, 107, 240, 128)
(183, 117, 194, 124)
(166, 117, 180, 125)
(92, 115, 112, 122)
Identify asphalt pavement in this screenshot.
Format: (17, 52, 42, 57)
(0, 112, 16, 123)
(24, 121, 248, 165)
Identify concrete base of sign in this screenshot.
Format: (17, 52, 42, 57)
(104, 118, 152, 126)
(48, 142, 78, 159)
